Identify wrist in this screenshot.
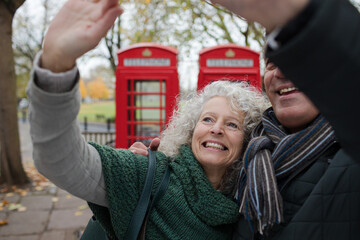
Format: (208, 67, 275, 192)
(264, 0, 311, 33)
(40, 49, 76, 73)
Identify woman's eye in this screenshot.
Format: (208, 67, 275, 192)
(227, 122, 238, 129)
(202, 117, 213, 122)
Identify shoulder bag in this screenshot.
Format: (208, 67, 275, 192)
(80, 149, 170, 240)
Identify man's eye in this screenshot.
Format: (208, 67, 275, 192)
(266, 62, 277, 70)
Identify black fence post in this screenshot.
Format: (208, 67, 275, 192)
(107, 118, 110, 132)
(84, 116, 88, 131)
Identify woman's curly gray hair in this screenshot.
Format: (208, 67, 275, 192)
(159, 81, 270, 195)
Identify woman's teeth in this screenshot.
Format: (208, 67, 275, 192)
(205, 142, 225, 150)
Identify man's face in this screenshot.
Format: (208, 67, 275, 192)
(264, 61, 319, 133)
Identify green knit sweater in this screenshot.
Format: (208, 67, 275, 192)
(88, 143, 239, 240)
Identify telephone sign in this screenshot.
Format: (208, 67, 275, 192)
(197, 44, 261, 90)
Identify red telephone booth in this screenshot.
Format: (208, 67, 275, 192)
(197, 44, 261, 91)
(115, 43, 179, 148)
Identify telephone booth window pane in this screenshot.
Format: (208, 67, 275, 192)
(134, 80, 166, 92)
(134, 95, 166, 107)
(135, 109, 166, 121)
(136, 124, 160, 137)
(127, 124, 160, 136)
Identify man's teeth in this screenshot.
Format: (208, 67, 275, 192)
(279, 87, 298, 95)
(205, 142, 225, 150)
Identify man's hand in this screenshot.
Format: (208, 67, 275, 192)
(210, 0, 310, 32)
(41, 0, 123, 72)
(129, 138, 161, 156)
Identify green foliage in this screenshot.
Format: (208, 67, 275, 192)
(16, 71, 29, 99)
(78, 101, 115, 123)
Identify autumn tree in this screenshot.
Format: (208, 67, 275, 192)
(87, 77, 110, 100)
(88, 64, 115, 98)
(79, 78, 88, 100)
(12, 0, 64, 99)
(102, 0, 265, 74)
(0, 0, 29, 185)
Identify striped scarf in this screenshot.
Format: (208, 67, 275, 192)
(236, 108, 335, 234)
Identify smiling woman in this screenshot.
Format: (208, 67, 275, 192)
(158, 81, 270, 194)
(192, 96, 245, 189)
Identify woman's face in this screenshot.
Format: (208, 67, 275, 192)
(192, 96, 245, 178)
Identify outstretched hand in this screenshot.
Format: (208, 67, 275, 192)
(210, 0, 310, 32)
(41, 0, 123, 73)
(129, 138, 161, 156)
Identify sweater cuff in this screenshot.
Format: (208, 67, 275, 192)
(33, 51, 79, 93)
(266, 0, 320, 51)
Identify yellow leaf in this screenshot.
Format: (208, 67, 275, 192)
(78, 204, 89, 210)
(74, 211, 83, 216)
(0, 220, 8, 226)
(66, 194, 72, 199)
(52, 197, 59, 202)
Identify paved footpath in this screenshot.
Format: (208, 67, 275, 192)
(0, 121, 92, 240)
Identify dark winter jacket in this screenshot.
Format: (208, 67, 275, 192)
(234, 0, 360, 239)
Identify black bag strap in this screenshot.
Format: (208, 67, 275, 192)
(137, 158, 170, 239)
(81, 149, 170, 240)
(125, 149, 157, 239)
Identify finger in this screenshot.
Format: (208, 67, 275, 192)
(91, 2, 123, 37)
(130, 148, 149, 156)
(149, 138, 161, 151)
(131, 142, 148, 151)
(101, 0, 120, 11)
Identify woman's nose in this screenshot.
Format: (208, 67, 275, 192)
(211, 123, 224, 135)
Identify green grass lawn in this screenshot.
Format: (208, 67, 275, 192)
(78, 101, 115, 123)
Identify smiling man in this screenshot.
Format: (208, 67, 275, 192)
(234, 60, 340, 238)
(263, 61, 320, 133)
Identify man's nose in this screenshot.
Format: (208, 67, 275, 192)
(273, 67, 285, 79)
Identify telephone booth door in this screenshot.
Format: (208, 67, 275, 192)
(197, 44, 261, 91)
(115, 43, 179, 148)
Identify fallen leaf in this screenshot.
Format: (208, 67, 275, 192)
(8, 203, 22, 211)
(74, 211, 83, 216)
(5, 193, 14, 197)
(52, 197, 59, 202)
(0, 220, 8, 226)
(18, 206, 27, 212)
(78, 204, 88, 210)
(0, 200, 9, 207)
(66, 194, 72, 199)
(35, 186, 43, 191)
